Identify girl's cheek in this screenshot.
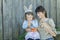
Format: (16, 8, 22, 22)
(30, 18, 33, 20)
(26, 17, 30, 20)
(29, 18, 32, 21)
(27, 18, 30, 21)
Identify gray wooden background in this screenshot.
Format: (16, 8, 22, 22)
(0, 0, 60, 40)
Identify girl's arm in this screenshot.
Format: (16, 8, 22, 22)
(25, 21, 32, 32)
(32, 20, 39, 32)
(25, 28, 31, 32)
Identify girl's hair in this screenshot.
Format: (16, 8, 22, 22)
(25, 12, 35, 20)
(35, 6, 47, 18)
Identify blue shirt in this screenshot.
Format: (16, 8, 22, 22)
(22, 19, 38, 29)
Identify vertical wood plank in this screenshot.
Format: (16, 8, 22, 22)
(43, 0, 50, 18)
(57, 0, 60, 27)
(3, 0, 13, 40)
(50, 0, 57, 25)
(0, 0, 2, 40)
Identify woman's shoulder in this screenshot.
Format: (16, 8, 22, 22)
(47, 18, 55, 25)
(48, 18, 54, 21)
(47, 18, 54, 21)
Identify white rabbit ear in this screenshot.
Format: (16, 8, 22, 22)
(29, 4, 32, 10)
(24, 5, 27, 11)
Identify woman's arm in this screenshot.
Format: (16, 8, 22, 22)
(22, 21, 31, 32)
(41, 19, 56, 37)
(42, 22, 56, 37)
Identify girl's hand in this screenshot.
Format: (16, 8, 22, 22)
(26, 28, 31, 32)
(28, 21, 31, 27)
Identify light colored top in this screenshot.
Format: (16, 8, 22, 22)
(38, 18, 57, 40)
(22, 19, 40, 39)
(22, 19, 38, 29)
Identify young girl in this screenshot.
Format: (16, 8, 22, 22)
(22, 5, 40, 40)
(35, 6, 57, 40)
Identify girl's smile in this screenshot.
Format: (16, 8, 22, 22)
(26, 14, 33, 21)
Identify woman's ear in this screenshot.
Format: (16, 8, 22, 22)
(43, 11, 47, 18)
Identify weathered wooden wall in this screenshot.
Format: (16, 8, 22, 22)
(3, 0, 19, 40)
(0, 0, 60, 40)
(0, 0, 2, 40)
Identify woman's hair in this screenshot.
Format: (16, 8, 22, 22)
(25, 12, 35, 20)
(35, 6, 47, 18)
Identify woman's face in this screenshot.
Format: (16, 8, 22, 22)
(37, 12, 45, 19)
(26, 14, 33, 21)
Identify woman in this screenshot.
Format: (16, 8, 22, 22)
(35, 6, 57, 40)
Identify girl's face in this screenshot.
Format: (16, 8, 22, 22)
(26, 14, 33, 21)
(37, 12, 45, 19)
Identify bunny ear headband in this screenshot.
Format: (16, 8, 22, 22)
(24, 4, 32, 13)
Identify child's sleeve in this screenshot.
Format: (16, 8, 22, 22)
(32, 20, 39, 28)
(22, 21, 28, 29)
(48, 18, 57, 34)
